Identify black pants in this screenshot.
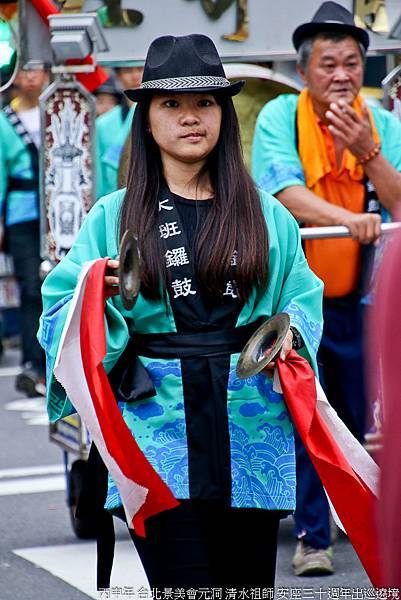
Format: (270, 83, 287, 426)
(130, 500, 280, 589)
(7, 220, 45, 374)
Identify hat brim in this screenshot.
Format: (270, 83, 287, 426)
(124, 79, 245, 102)
(292, 21, 369, 51)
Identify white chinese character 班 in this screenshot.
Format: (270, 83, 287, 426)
(159, 221, 181, 239)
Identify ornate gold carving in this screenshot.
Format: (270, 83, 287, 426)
(185, 0, 249, 41)
(223, 0, 249, 41)
(354, 0, 388, 34)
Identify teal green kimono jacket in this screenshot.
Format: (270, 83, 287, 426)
(95, 104, 135, 199)
(38, 188, 323, 512)
(0, 109, 39, 226)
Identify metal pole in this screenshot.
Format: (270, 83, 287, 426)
(299, 222, 401, 240)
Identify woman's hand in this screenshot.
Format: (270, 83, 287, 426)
(263, 328, 293, 377)
(104, 258, 120, 298)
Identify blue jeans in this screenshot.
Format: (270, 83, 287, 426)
(294, 295, 367, 549)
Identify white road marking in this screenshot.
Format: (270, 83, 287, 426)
(5, 398, 46, 411)
(14, 540, 149, 599)
(4, 398, 49, 426)
(22, 413, 50, 426)
(0, 464, 64, 479)
(0, 366, 22, 377)
(0, 475, 65, 496)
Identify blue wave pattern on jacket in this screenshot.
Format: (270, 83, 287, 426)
(105, 359, 189, 510)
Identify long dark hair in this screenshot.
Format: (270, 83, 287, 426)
(119, 94, 269, 303)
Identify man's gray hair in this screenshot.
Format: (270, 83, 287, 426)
(296, 32, 366, 71)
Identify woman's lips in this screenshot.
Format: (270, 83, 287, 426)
(181, 132, 204, 139)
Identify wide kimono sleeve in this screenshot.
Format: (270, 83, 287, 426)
(38, 191, 129, 421)
(267, 195, 323, 374)
(252, 94, 306, 196)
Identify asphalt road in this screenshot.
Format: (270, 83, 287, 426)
(0, 346, 371, 600)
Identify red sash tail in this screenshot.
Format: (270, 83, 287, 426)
(277, 351, 381, 586)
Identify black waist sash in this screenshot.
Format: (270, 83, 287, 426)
(111, 319, 264, 404)
(8, 176, 38, 192)
(131, 319, 263, 359)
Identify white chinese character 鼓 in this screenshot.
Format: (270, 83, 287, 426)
(159, 221, 181, 239)
(165, 246, 190, 268)
(171, 277, 196, 298)
(159, 198, 173, 212)
(223, 280, 238, 299)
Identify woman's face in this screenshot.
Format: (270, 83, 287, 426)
(148, 93, 222, 166)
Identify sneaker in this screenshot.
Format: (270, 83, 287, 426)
(15, 364, 46, 398)
(292, 541, 334, 576)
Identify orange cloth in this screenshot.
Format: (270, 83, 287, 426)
(297, 89, 380, 297)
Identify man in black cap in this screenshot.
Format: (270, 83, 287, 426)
(93, 73, 123, 117)
(253, 1, 401, 576)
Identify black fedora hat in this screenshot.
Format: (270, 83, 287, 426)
(124, 34, 244, 102)
(292, 1, 369, 51)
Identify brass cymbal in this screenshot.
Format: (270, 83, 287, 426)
(236, 313, 290, 379)
(118, 229, 141, 310)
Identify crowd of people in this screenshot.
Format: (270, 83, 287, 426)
(1, 0, 400, 589)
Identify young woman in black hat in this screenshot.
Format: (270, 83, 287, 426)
(40, 34, 323, 589)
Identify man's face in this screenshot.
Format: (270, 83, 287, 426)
(95, 92, 119, 116)
(298, 36, 364, 110)
(14, 68, 48, 97)
(116, 67, 143, 91)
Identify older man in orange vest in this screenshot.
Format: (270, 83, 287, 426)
(253, 1, 401, 576)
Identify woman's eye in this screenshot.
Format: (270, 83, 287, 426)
(199, 99, 213, 107)
(164, 100, 178, 108)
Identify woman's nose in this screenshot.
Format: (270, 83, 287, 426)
(180, 111, 200, 125)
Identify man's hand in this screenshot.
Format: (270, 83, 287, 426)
(326, 99, 376, 161)
(104, 258, 120, 298)
(341, 212, 381, 244)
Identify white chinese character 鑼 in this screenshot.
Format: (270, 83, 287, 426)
(159, 221, 181, 239)
(165, 246, 190, 268)
(230, 250, 238, 266)
(223, 280, 238, 299)
(171, 278, 197, 298)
